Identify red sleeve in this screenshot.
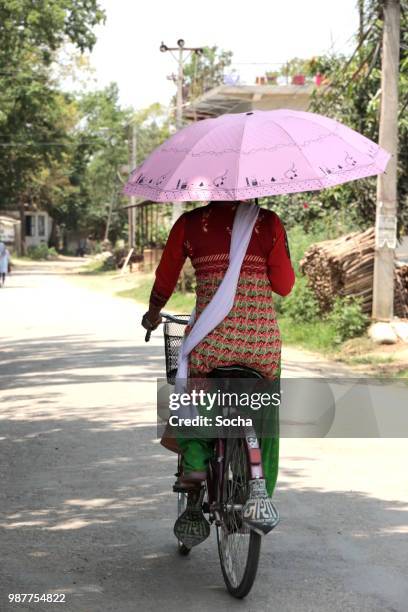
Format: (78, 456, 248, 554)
(149, 213, 187, 310)
(267, 215, 295, 297)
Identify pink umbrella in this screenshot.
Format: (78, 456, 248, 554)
(123, 109, 390, 202)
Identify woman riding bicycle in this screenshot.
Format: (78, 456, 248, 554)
(142, 200, 295, 499)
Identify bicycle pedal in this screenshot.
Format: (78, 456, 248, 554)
(173, 482, 204, 493)
(173, 483, 190, 492)
(174, 510, 210, 548)
(242, 479, 280, 535)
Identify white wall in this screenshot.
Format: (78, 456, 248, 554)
(24, 212, 51, 248)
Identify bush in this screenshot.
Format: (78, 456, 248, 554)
(328, 296, 369, 344)
(93, 242, 103, 255)
(112, 246, 142, 269)
(273, 293, 284, 315)
(176, 260, 196, 292)
(281, 277, 320, 323)
(101, 255, 117, 271)
(27, 244, 57, 260)
(47, 247, 58, 259)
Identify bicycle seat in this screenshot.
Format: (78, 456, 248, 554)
(207, 365, 264, 379)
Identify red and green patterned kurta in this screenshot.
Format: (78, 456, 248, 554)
(150, 202, 295, 378)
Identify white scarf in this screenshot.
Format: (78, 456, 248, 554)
(175, 201, 260, 388)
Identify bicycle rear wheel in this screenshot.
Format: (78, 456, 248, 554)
(216, 438, 262, 598)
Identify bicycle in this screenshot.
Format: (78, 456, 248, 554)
(146, 312, 279, 599)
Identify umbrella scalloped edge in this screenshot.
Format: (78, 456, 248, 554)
(123, 161, 388, 202)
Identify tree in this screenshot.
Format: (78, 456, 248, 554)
(180, 46, 232, 104)
(65, 84, 132, 241)
(0, 0, 105, 248)
(309, 0, 408, 232)
(53, 92, 172, 244)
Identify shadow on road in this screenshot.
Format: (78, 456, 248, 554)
(0, 335, 164, 389)
(1, 411, 407, 611)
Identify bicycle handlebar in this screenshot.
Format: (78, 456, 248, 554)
(144, 311, 189, 342)
(161, 312, 190, 325)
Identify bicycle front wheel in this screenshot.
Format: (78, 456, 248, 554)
(216, 438, 262, 598)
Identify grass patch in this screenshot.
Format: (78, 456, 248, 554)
(277, 316, 338, 352)
(117, 278, 195, 313)
(341, 355, 395, 367)
(78, 258, 113, 275)
(76, 263, 195, 313)
(165, 291, 196, 313)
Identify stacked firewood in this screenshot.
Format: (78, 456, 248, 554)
(300, 227, 408, 317)
(395, 264, 408, 318)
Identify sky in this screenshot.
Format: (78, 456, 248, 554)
(85, 0, 360, 111)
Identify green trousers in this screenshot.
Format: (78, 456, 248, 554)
(177, 435, 279, 497)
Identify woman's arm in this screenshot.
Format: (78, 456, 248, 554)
(143, 213, 187, 326)
(267, 215, 295, 297)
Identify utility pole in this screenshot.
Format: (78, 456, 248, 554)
(131, 122, 137, 248)
(176, 43, 184, 130)
(160, 39, 203, 223)
(128, 122, 137, 248)
(372, 0, 400, 321)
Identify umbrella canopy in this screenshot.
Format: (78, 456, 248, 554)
(123, 109, 390, 202)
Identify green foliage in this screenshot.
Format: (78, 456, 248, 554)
(328, 296, 369, 344)
(0, 0, 105, 235)
(117, 280, 196, 314)
(0, 1, 105, 60)
(101, 255, 116, 271)
(277, 316, 338, 352)
(59, 84, 133, 239)
(274, 223, 369, 352)
(281, 277, 320, 323)
(69, 97, 171, 242)
(182, 46, 233, 102)
(176, 261, 196, 293)
(151, 224, 171, 248)
(309, 0, 408, 232)
(273, 222, 346, 319)
(262, 194, 362, 237)
(27, 244, 58, 260)
(286, 224, 327, 274)
(78, 256, 115, 274)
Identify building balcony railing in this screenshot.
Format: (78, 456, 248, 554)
(223, 71, 326, 87)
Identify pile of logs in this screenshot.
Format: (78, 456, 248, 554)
(395, 264, 408, 318)
(300, 227, 408, 317)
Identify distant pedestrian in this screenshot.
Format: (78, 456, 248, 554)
(0, 242, 10, 287)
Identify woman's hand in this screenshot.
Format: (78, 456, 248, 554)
(141, 311, 162, 331)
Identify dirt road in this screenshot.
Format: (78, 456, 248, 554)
(0, 261, 407, 611)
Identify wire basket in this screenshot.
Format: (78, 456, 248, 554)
(163, 315, 190, 384)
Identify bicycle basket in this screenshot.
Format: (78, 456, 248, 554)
(163, 315, 190, 385)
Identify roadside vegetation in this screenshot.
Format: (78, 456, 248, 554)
(75, 222, 368, 353)
(73, 212, 407, 378)
(26, 245, 59, 261)
(36, 0, 407, 379)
